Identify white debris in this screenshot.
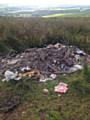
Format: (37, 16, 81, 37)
(54, 43, 61, 48)
(53, 59, 57, 63)
(76, 49, 86, 56)
(60, 64, 65, 69)
(39, 76, 53, 83)
(63, 74, 66, 76)
(7, 59, 20, 65)
(69, 64, 83, 73)
(74, 65, 83, 70)
(21, 66, 31, 72)
(50, 74, 57, 79)
(75, 55, 80, 61)
(3, 70, 21, 82)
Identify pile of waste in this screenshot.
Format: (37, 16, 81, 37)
(0, 43, 89, 82)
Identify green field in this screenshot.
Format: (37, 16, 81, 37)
(42, 13, 65, 17)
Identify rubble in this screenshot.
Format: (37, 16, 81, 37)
(0, 43, 89, 81)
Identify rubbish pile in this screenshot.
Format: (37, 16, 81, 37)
(0, 43, 89, 82)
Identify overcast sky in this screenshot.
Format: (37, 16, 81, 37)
(0, 0, 90, 7)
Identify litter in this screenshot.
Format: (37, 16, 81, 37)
(0, 43, 88, 80)
(76, 49, 86, 56)
(50, 74, 57, 79)
(75, 55, 80, 61)
(54, 82, 68, 94)
(3, 70, 21, 82)
(69, 64, 83, 73)
(43, 89, 49, 94)
(7, 59, 20, 65)
(19, 69, 40, 79)
(74, 64, 83, 70)
(21, 66, 31, 72)
(39, 77, 53, 83)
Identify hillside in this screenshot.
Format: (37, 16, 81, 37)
(0, 6, 90, 120)
(0, 5, 90, 17)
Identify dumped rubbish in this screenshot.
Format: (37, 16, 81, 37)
(54, 82, 68, 94)
(39, 77, 53, 83)
(68, 64, 83, 73)
(3, 70, 21, 82)
(76, 48, 86, 56)
(19, 69, 40, 79)
(50, 74, 57, 79)
(43, 89, 49, 94)
(0, 43, 89, 80)
(75, 55, 81, 61)
(21, 66, 31, 72)
(7, 59, 20, 65)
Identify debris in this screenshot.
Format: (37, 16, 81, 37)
(54, 82, 68, 94)
(3, 70, 21, 81)
(76, 49, 86, 56)
(75, 55, 81, 61)
(7, 59, 20, 65)
(43, 89, 49, 94)
(69, 64, 83, 73)
(60, 64, 65, 69)
(74, 64, 83, 70)
(50, 74, 57, 79)
(63, 74, 66, 76)
(0, 43, 88, 80)
(19, 69, 40, 79)
(58, 94, 61, 97)
(21, 66, 31, 72)
(39, 77, 53, 83)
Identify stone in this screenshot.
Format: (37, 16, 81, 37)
(43, 89, 49, 94)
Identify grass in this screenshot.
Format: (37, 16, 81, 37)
(42, 13, 65, 18)
(0, 70, 90, 120)
(0, 16, 90, 119)
(0, 17, 90, 54)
